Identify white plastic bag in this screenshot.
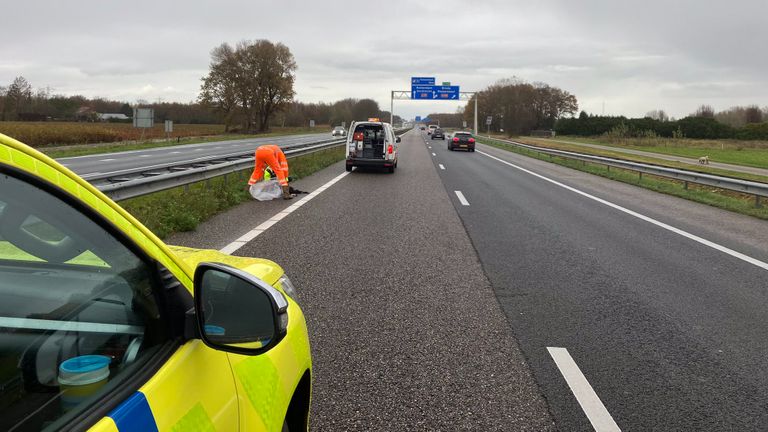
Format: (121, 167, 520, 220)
(249, 179, 282, 201)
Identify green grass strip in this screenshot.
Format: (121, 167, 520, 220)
(120, 146, 344, 239)
(523, 136, 768, 173)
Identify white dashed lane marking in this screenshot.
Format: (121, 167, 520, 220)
(454, 190, 470, 206)
(547, 347, 621, 432)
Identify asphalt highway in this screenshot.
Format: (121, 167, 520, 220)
(168, 128, 768, 430)
(57, 132, 331, 177)
(427, 132, 768, 430)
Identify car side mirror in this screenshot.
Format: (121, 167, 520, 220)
(193, 262, 288, 356)
(396, 137, 401, 143)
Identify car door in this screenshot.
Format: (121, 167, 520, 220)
(0, 159, 239, 431)
(386, 125, 397, 160)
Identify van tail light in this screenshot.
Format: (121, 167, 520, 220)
(387, 144, 393, 154)
(353, 132, 364, 141)
(469, 138, 475, 143)
(453, 137, 459, 142)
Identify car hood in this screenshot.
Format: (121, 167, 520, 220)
(168, 245, 284, 286)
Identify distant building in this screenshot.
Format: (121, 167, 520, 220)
(76, 106, 98, 122)
(97, 113, 131, 121)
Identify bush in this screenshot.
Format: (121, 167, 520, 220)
(737, 122, 768, 140)
(675, 117, 735, 139)
(555, 114, 742, 140)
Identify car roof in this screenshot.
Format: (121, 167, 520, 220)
(353, 121, 389, 127)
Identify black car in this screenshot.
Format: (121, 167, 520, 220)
(431, 128, 445, 140)
(448, 131, 475, 151)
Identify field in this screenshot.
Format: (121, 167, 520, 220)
(545, 135, 768, 170)
(0, 122, 226, 147)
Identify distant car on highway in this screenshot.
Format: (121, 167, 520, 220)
(427, 125, 438, 135)
(345, 120, 400, 173)
(431, 128, 445, 140)
(449, 131, 476, 151)
(331, 126, 346, 137)
(419, 125, 426, 130)
(0, 133, 312, 431)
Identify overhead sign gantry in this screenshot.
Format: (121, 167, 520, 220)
(391, 77, 477, 134)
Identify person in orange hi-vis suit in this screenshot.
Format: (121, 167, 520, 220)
(248, 144, 295, 199)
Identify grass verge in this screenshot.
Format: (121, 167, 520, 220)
(523, 135, 768, 171)
(120, 145, 344, 239)
(502, 136, 768, 184)
(478, 138, 768, 221)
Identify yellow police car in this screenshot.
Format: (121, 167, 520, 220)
(0, 133, 312, 431)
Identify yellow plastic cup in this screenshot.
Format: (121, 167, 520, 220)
(58, 355, 111, 410)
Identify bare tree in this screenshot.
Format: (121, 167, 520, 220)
(715, 106, 747, 127)
(646, 109, 669, 121)
(199, 43, 239, 131)
(6, 76, 33, 119)
(199, 40, 296, 132)
(351, 99, 379, 121)
(745, 105, 763, 124)
(692, 104, 715, 118)
(465, 78, 577, 135)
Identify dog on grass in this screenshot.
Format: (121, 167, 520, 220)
(698, 156, 710, 164)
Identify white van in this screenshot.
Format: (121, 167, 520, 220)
(345, 120, 400, 173)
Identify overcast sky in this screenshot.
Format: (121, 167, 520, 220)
(2, 0, 766, 120)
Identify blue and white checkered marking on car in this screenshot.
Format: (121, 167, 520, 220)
(108, 392, 158, 432)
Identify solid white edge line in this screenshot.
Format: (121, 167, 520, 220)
(455, 190, 470, 206)
(439, 164, 445, 170)
(219, 171, 350, 254)
(547, 347, 621, 432)
(476, 149, 768, 272)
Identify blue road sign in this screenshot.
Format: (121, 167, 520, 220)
(435, 85, 460, 100)
(411, 85, 435, 100)
(411, 85, 461, 100)
(415, 115, 422, 121)
(411, 77, 435, 85)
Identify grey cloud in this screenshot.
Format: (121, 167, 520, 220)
(0, 0, 766, 119)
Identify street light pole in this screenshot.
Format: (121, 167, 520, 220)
(390, 91, 394, 125)
(474, 96, 478, 135)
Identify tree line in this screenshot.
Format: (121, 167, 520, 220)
(0, 76, 219, 123)
(557, 104, 768, 140)
(0, 76, 395, 131)
(278, 98, 400, 128)
(462, 78, 578, 135)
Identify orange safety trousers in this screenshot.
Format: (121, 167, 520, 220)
(248, 144, 289, 186)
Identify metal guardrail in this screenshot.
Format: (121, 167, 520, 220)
(97, 129, 411, 201)
(485, 136, 768, 207)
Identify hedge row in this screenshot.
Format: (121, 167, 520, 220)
(555, 115, 768, 140)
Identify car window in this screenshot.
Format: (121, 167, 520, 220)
(0, 170, 170, 431)
(354, 124, 385, 142)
